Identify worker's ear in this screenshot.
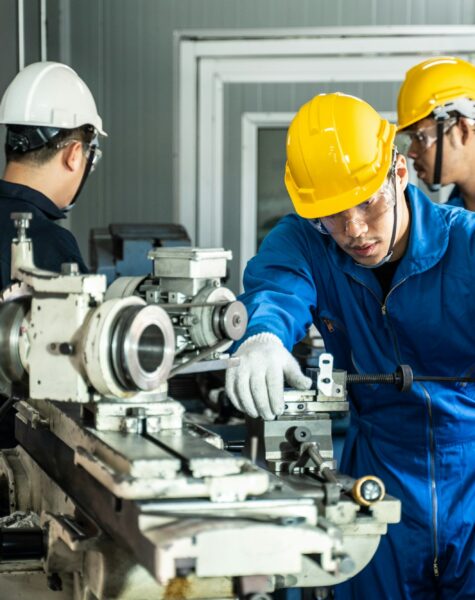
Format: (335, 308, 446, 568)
(395, 153, 409, 192)
(62, 141, 85, 172)
(458, 117, 475, 145)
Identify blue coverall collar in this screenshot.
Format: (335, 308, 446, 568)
(0, 179, 65, 220)
(327, 184, 450, 298)
(447, 184, 465, 208)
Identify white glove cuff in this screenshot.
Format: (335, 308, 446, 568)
(238, 332, 283, 351)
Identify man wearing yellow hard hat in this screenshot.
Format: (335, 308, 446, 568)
(226, 92, 475, 597)
(397, 56, 475, 209)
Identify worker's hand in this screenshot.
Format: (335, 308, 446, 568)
(225, 333, 312, 420)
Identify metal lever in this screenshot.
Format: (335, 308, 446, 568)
(289, 427, 386, 506)
(289, 426, 338, 484)
(169, 339, 230, 377)
(305, 443, 339, 484)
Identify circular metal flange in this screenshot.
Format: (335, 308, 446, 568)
(189, 285, 237, 350)
(0, 284, 32, 394)
(111, 304, 175, 391)
(83, 297, 175, 397)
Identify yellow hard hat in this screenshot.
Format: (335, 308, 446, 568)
(397, 56, 475, 131)
(285, 93, 396, 219)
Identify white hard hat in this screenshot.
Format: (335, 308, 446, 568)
(0, 61, 106, 136)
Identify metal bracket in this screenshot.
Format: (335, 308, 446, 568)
(317, 353, 346, 400)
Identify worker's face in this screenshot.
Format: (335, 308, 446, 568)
(320, 155, 410, 266)
(399, 117, 460, 189)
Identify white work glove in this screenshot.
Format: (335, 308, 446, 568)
(225, 332, 312, 420)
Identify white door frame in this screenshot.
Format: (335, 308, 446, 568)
(174, 26, 475, 246)
(240, 112, 295, 280)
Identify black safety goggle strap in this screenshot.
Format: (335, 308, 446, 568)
(356, 173, 398, 270)
(66, 146, 97, 210)
(354, 177, 397, 269)
(386, 176, 398, 255)
(432, 120, 445, 192)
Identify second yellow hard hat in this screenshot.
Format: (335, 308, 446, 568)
(397, 56, 475, 131)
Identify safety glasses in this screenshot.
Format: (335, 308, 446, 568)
(85, 136, 102, 173)
(313, 181, 395, 235)
(396, 117, 458, 154)
(55, 134, 102, 172)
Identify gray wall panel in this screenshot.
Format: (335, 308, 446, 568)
(0, 0, 18, 81)
(23, 0, 41, 66)
(46, 0, 62, 61)
(0, 0, 19, 175)
(0, 0, 44, 173)
(462, 2, 475, 22)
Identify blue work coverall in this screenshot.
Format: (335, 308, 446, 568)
(238, 184, 475, 599)
(0, 180, 88, 289)
(447, 185, 465, 209)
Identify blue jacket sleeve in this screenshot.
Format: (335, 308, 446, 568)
(237, 215, 317, 351)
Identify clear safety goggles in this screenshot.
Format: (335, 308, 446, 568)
(55, 135, 102, 172)
(313, 181, 395, 235)
(396, 117, 458, 154)
(86, 140, 102, 173)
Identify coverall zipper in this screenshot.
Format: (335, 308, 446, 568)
(350, 274, 440, 577)
(347, 274, 407, 363)
(419, 383, 440, 577)
(381, 278, 409, 362)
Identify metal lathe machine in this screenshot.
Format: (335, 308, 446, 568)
(0, 213, 400, 600)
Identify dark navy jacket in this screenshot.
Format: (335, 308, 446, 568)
(239, 184, 475, 597)
(0, 180, 87, 289)
(0, 180, 88, 450)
